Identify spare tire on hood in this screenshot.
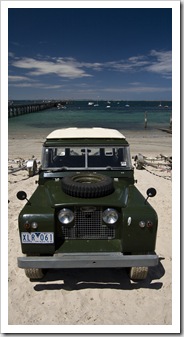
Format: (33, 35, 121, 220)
(61, 173, 114, 198)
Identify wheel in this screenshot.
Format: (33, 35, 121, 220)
(24, 268, 45, 280)
(61, 173, 114, 198)
(129, 266, 148, 280)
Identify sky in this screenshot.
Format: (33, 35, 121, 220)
(8, 6, 172, 101)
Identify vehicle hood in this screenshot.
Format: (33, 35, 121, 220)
(44, 179, 130, 208)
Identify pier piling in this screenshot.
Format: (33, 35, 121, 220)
(144, 111, 147, 128)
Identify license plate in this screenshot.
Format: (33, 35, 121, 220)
(21, 232, 54, 244)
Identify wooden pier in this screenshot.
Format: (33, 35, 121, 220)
(8, 101, 66, 118)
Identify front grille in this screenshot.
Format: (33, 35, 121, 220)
(62, 207, 115, 239)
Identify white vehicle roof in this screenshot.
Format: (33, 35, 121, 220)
(46, 127, 125, 139)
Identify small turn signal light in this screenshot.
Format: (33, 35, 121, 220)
(24, 221, 30, 230)
(146, 220, 153, 228)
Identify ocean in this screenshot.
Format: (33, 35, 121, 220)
(8, 100, 172, 137)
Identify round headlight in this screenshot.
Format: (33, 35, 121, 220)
(102, 208, 118, 225)
(58, 208, 74, 225)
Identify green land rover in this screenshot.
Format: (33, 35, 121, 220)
(17, 127, 158, 281)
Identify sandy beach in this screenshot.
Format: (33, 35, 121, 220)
(7, 129, 172, 329)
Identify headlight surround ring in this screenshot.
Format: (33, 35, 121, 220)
(102, 208, 118, 226)
(58, 208, 74, 226)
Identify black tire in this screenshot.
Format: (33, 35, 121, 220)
(61, 173, 114, 198)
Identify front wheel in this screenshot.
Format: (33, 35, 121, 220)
(129, 266, 148, 280)
(25, 268, 45, 280)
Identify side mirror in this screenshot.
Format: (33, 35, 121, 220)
(17, 191, 31, 205)
(146, 188, 157, 198)
(145, 188, 157, 204)
(17, 191, 27, 200)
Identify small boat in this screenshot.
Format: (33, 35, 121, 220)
(57, 103, 66, 109)
(125, 104, 130, 107)
(106, 105, 111, 108)
(88, 102, 94, 106)
(94, 98, 99, 107)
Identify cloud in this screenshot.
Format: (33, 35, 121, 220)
(146, 50, 172, 78)
(129, 82, 143, 86)
(101, 85, 171, 93)
(9, 83, 37, 88)
(11, 57, 92, 79)
(43, 84, 63, 89)
(9, 49, 172, 85)
(100, 55, 149, 73)
(8, 73, 64, 90)
(105, 50, 172, 78)
(8, 75, 35, 82)
(8, 52, 14, 58)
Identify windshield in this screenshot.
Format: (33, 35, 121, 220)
(42, 146, 132, 170)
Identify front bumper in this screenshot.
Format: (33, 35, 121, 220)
(18, 252, 159, 269)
